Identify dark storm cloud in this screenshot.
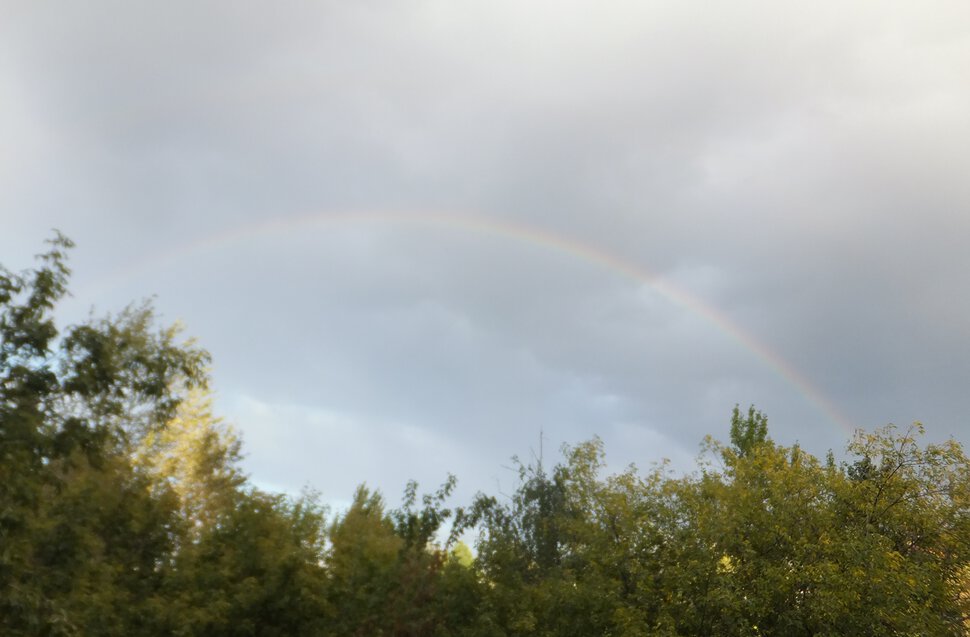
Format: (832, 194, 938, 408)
(3, 0, 970, 502)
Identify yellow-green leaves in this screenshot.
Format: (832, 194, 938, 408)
(133, 388, 244, 533)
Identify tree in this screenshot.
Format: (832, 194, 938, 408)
(325, 486, 404, 636)
(651, 418, 970, 636)
(168, 488, 330, 637)
(324, 479, 483, 637)
(729, 404, 769, 456)
(133, 388, 245, 536)
(464, 413, 970, 636)
(0, 233, 208, 635)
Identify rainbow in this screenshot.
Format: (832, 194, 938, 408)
(85, 210, 854, 434)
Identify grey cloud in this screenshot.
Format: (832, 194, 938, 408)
(3, 1, 970, 500)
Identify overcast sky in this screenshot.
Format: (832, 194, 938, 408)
(3, 0, 970, 507)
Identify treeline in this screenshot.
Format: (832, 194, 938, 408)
(3, 236, 970, 636)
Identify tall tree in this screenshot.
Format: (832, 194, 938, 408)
(133, 388, 245, 535)
(0, 234, 208, 635)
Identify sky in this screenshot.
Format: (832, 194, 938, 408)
(3, 0, 970, 508)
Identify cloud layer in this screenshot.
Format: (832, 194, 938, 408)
(4, 0, 970, 504)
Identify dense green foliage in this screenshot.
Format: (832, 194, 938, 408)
(3, 236, 970, 635)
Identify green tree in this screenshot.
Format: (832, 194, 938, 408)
(168, 488, 330, 637)
(325, 486, 404, 636)
(0, 234, 208, 635)
(650, 417, 970, 636)
(729, 404, 769, 455)
(133, 388, 245, 535)
(465, 413, 970, 636)
(324, 479, 483, 637)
